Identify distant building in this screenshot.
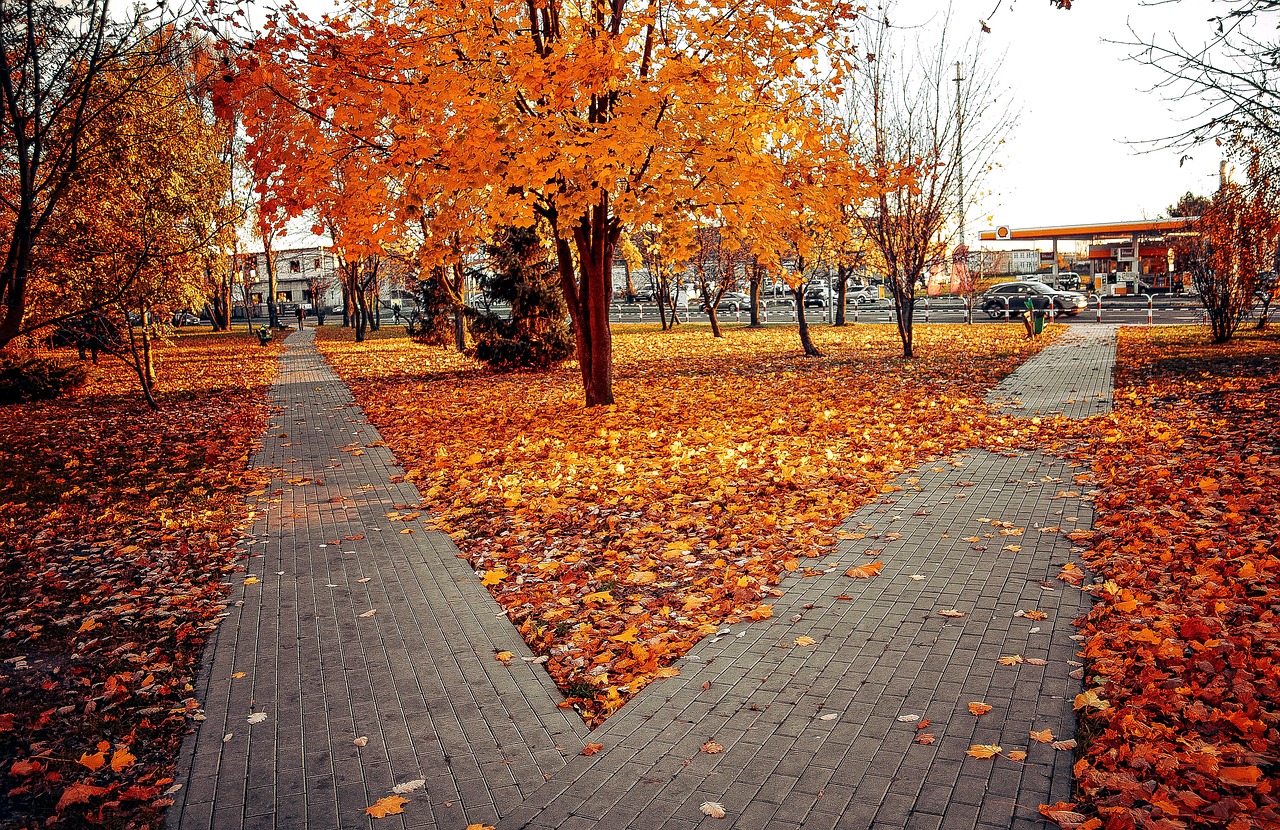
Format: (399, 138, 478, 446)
(232, 246, 341, 316)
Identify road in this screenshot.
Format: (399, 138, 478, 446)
(605, 296, 1218, 327)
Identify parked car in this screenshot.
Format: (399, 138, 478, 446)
(171, 310, 203, 327)
(719, 291, 751, 313)
(804, 285, 833, 308)
(845, 285, 878, 305)
(981, 281, 1087, 318)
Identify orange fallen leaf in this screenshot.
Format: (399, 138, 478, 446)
(966, 744, 1002, 759)
(968, 702, 993, 716)
(914, 733, 935, 745)
(701, 740, 725, 754)
(844, 562, 883, 579)
(77, 751, 106, 772)
(998, 654, 1025, 666)
(56, 782, 108, 811)
(110, 746, 136, 772)
(1218, 766, 1263, 787)
(581, 743, 604, 756)
(1007, 750, 1028, 761)
(365, 795, 408, 818)
(1030, 729, 1054, 743)
(1051, 739, 1077, 751)
(495, 651, 514, 663)
(937, 609, 965, 618)
(1038, 802, 1089, 829)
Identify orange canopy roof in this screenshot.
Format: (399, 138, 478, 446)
(979, 218, 1197, 242)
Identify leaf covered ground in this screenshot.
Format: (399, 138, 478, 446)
(1039, 327, 1280, 830)
(0, 334, 279, 830)
(316, 323, 1051, 724)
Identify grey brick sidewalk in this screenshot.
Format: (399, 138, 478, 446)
(987, 325, 1117, 419)
(166, 328, 586, 830)
(498, 449, 1096, 830)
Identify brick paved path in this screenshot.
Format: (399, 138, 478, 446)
(166, 328, 586, 830)
(987, 325, 1118, 419)
(168, 325, 1115, 829)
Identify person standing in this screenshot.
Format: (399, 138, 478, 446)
(295, 305, 306, 329)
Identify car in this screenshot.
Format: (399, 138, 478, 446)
(804, 285, 833, 308)
(171, 310, 203, 327)
(719, 291, 751, 312)
(980, 281, 1087, 318)
(845, 285, 878, 305)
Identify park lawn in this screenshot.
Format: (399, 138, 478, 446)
(1037, 326, 1280, 829)
(315, 322, 1053, 724)
(0, 332, 279, 830)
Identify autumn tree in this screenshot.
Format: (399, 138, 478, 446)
(1183, 154, 1279, 343)
(636, 228, 685, 331)
(846, 9, 1013, 358)
(30, 32, 233, 406)
(228, 0, 865, 405)
(689, 223, 746, 338)
(0, 4, 207, 349)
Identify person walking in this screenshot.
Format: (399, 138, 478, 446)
(295, 305, 306, 330)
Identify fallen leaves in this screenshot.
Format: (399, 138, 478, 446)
(700, 801, 727, 819)
(844, 561, 884, 579)
(365, 795, 409, 818)
(967, 702, 993, 716)
(1030, 728, 1054, 743)
(937, 608, 965, 618)
(965, 744, 1002, 759)
(700, 740, 725, 754)
(581, 743, 604, 756)
(317, 324, 1047, 725)
(0, 333, 279, 830)
(247, 712, 268, 724)
(1042, 327, 1280, 828)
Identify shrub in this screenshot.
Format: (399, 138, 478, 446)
(467, 224, 572, 370)
(0, 353, 88, 404)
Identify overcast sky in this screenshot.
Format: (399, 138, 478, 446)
(937, 0, 1225, 242)
(273, 0, 1231, 251)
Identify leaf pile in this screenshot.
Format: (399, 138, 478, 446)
(316, 323, 1047, 723)
(0, 334, 279, 829)
(1047, 327, 1280, 828)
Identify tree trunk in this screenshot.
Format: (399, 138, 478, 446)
(554, 198, 618, 407)
(263, 240, 280, 329)
(794, 285, 821, 357)
(893, 272, 915, 358)
(0, 206, 36, 350)
(835, 264, 848, 326)
(656, 281, 669, 330)
(452, 261, 467, 352)
(122, 309, 159, 410)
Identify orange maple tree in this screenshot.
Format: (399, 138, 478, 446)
(227, 0, 866, 405)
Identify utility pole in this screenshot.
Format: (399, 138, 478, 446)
(954, 61, 965, 249)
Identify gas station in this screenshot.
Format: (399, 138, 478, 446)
(978, 218, 1197, 295)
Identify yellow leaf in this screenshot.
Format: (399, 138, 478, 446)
(610, 627, 639, 643)
(998, 654, 1025, 666)
(1030, 729, 1054, 743)
(464, 453, 483, 466)
(365, 795, 408, 818)
(243, 576, 260, 585)
(1073, 690, 1111, 711)
(495, 652, 514, 663)
(465, 825, 497, 830)
(582, 590, 613, 604)
(794, 636, 816, 646)
(1007, 750, 1027, 761)
(966, 744, 1002, 759)
(481, 568, 507, 586)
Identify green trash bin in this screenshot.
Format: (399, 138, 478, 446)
(1032, 311, 1046, 335)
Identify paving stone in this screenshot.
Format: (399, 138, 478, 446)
(166, 329, 585, 830)
(169, 323, 1109, 829)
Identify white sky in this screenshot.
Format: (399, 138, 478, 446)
(273, 0, 1229, 252)
(938, 0, 1225, 247)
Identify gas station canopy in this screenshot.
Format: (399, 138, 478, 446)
(979, 218, 1196, 243)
